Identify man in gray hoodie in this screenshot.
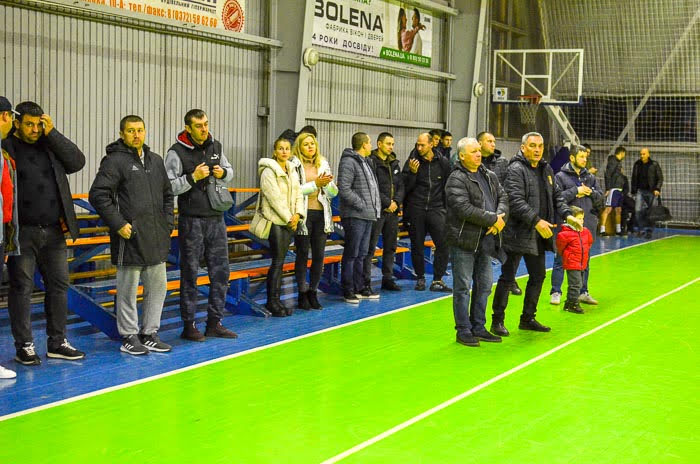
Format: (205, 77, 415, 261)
(337, 132, 382, 303)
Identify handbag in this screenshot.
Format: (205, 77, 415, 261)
(249, 192, 272, 239)
(647, 196, 672, 223)
(206, 176, 234, 212)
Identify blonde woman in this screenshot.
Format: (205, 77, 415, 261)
(289, 132, 338, 310)
(258, 138, 304, 317)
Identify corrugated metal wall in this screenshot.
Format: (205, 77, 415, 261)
(306, 13, 448, 169)
(1, 1, 269, 195)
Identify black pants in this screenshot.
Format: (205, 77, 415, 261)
(267, 224, 293, 300)
(178, 215, 229, 323)
(492, 251, 546, 323)
(363, 212, 399, 285)
(7, 224, 69, 349)
(294, 210, 326, 292)
(406, 208, 448, 280)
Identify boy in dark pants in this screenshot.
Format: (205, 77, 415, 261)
(555, 206, 593, 314)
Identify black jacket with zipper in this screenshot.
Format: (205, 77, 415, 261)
(89, 139, 174, 266)
(369, 149, 405, 214)
(401, 148, 451, 218)
(445, 163, 508, 260)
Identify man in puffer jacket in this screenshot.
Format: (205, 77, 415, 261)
(446, 137, 508, 347)
(490, 132, 579, 336)
(90, 115, 174, 355)
(555, 206, 593, 314)
(337, 132, 381, 303)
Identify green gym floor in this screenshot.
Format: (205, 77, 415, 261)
(1, 235, 698, 463)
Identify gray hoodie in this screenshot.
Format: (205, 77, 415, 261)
(337, 148, 381, 221)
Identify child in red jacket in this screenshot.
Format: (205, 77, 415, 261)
(555, 206, 593, 314)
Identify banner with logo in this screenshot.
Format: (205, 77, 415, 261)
(89, 0, 246, 32)
(312, 0, 433, 67)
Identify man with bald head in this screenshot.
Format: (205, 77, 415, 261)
(446, 137, 508, 346)
(631, 147, 663, 238)
(402, 132, 452, 292)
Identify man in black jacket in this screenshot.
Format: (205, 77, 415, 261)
(446, 137, 508, 347)
(2, 101, 86, 365)
(490, 132, 579, 335)
(631, 148, 663, 238)
(363, 132, 405, 292)
(600, 146, 626, 235)
(402, 132, 452, 292)
(165, 109, 237, 341)
(90, 115, 175, 355)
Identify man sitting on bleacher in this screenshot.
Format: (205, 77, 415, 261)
(165, 109, 237, 341)
(89, 115, 174, 355)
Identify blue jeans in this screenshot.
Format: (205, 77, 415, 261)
(551, 252, 589, 295)
(341, 217, 373, 293)
(451, 245, 493, 335)
(635, 190, 656, 232)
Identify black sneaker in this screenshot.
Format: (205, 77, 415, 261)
(15, 342, 41, 365)
(415, 278, 426, 291)
(140, 333, 172, 352)
(563, 301, 585, 314)
(490, 322, 510, 337)
(343, 290, 360, 304)
(47, 339, 86, 360)
(120, 335, 149, 355)
(307, 291, 323, 310)
(473, 329, 502, 343)
(519, 318, 551, 332)
(510, 282, 523, 295)
(298, 291, 312, 310)
(357, 287, 380, 299)
(181, 321, 206, 342)
(381, 279, 401, 291)
(204, 321, 238, 339)
(430, 280, 452, 292)
(456, 333, 480, 347)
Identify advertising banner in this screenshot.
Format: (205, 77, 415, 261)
(83, 0, 246, 32)
(312, 0, 433, 67)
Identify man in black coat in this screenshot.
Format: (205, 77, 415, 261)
(446, 137, 508, 347)
(402, 132, 452, 292)
(2, 101, 86, 364)
(90, 115, 175, 355)
(631, 148, 663, 238)
(490, 132, 580, 335)
(363, 132, 405, 292)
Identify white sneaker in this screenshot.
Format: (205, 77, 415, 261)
(0, 364, 17, 379)
(550, 292, 561, 305)
(578, 292, 599, 305)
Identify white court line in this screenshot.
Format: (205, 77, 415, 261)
(320, 275, 700, 464)
(0, 234, 684, 422)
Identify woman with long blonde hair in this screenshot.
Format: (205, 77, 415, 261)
(289, 131, 338, 310)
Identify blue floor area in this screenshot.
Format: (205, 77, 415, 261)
(0, 228, 697, 416)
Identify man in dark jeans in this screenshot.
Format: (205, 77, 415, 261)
(337, 132, 381, 303)
(402, 132, 452, 292)
(363, 132, 404, 292)
(631, 147, 663, 239)
(490, 132, 579, 336)
(165, 109, 237, 341)
(2, 101, 86, 365)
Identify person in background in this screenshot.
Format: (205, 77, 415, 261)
(600, 146, 626, 236)
(290, 132, 338, 310)
(259, 137, 304, 317)
(555, 206, 593, 314)
(89, 115, 174, 355)
(631, 147, 663, 239)
(582, 143, 597, 175)
(2, 101, 86, 365)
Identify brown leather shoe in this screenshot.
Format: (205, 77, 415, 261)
(204, 320, 238, 339)
(180, 321, 206, 342)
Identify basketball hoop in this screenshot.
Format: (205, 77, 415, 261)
(517, 94, 542, 128)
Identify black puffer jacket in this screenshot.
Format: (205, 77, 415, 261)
(445, 163, 508, 257)
(481, 149, 509, 186)
(402, 148, 451, 216)
(555, 162, 603, 232)
(631, 158, 663, 193)
(502, 152, 572, 255)
(89, 140, 174, 266)
(604, 154, 626, 190)
(369, 149, 404, 214)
